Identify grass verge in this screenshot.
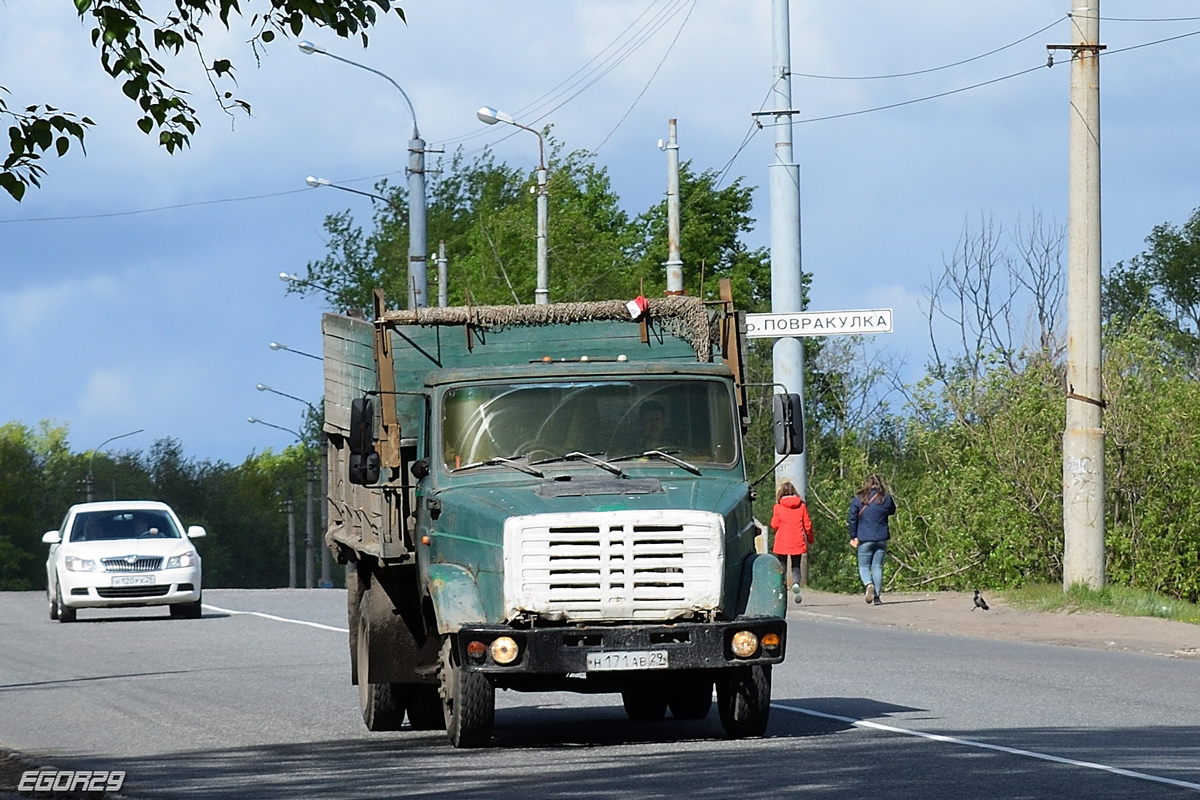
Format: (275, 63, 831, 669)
(1001, 583, 1200, 625)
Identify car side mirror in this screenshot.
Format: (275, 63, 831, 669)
(42, 530, 61, 545)
(187, 526, 207, 539)
(349, 396, 381, 485)
(773, 393, 805, 455)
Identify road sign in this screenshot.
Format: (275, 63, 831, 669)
(745, 309, 893, 338)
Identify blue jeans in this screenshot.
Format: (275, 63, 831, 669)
(857, 540, 887, 594)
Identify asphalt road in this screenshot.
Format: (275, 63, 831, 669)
(2, 589, 1198, 799)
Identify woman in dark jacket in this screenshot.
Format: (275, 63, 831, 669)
(848, 474, 896, 605)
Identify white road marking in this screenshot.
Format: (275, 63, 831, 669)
(773, 704, 1200, 793)
(202, 603, 349, 633)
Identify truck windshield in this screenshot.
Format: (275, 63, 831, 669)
(441, 379, 738, 470)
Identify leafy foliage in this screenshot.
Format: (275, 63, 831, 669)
(0, 421, 325, 590)
(2, 1, 404, 200)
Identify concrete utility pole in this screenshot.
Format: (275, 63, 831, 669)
(1058, 2, 1106, 589)
(305, 460, 316, 589)
(664, 119, 684, 294)
(286, 494, 297, 589)
(319, 436, 331, 587)
(769, 0, 807, 498)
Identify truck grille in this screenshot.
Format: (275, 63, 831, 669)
(504, 510, 723, 622)
(102, 556, 164, 573)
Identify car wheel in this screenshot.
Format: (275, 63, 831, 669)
(55, 583, 76, 624)
(170, 594, 203, 619)
(48, 584, 58, 621)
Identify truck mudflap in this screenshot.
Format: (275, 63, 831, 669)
(451, 617, 786, 675)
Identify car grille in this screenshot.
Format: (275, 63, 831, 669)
(101, 556, 164, 573)
(504, 510, 724, 622)
(96, 586, 172, 598)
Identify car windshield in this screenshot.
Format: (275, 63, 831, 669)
(441, 378, 738, 470)
(68, 509, 182, 542)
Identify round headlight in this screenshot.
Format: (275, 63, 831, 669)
(489, 636, 520, 665)
(730, 630, 759, 658)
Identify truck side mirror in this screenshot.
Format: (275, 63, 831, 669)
(411, 458, 430, 480)
(773, 393, 805, 455)
(349, 396, 381, 485)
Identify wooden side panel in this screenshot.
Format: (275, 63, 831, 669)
(323, 314, 376, 435)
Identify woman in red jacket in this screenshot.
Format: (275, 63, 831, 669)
(770, 481, 813, 604)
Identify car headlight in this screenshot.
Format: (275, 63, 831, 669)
(166, 552, 196, 569)
(64, 555, 99, 572)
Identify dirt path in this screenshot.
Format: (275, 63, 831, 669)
(792, 589, 1200, 660)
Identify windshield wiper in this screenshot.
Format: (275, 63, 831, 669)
(531, 451, 625, 477)
(610, 449, 701, 475)
(452, 456, 544, 478)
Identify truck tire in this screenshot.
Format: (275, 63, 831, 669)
(357, 589, 404, 731)
(439, 638, 494, 747)
(716, 664, 771, 738)
(404, 684, 446, 730)
(621, 685, 668, 722)
(668, 671, 714, 720)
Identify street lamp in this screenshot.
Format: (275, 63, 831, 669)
(257, 383, 318, 413)
(85, 429, 143, 502)
(269, 341, 321, 361)
(248, 416, 318, 589)
(279, 271, 338, 301)
(299, 41, 428, 310)
(478, 105, 549, 305)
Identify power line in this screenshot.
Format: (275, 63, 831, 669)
(592, 0, 697, 154)
(1101, 15, 1200, 23)
(791, 63, 1048, 126)
(789, 16, 1065, 81)
(1101, 27, 1200, 57)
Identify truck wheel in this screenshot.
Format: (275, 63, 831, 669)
(668, 671, 714, 720)
(356, 589, 404, 731)
(716, 665, 771, 738)
(55, 584, 76, 624)
(621, 685, 668, 722)
(404, 684, 446, 730)
(439, 638, 494, 747)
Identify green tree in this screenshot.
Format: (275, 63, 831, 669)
(2, 0, 404, 201)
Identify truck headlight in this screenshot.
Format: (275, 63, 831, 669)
(166, 553, 196, 569)
(489, 637, 520, 665)
(64, 556, 99, 572)
(730, 630, 759, 658)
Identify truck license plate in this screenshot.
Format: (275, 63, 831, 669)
(585, 650, 668, 671)
(112, 575, 155, 587)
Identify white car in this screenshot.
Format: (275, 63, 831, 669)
(43, 500, 205, 622)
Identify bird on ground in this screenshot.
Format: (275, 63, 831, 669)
(973, 589, 990, 611)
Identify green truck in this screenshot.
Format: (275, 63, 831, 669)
(322, 287, 799, 747)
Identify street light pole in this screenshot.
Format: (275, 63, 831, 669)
(86, 429, 143, 502)
(299, 41, 427, 309)
(477, 106, 549, 305)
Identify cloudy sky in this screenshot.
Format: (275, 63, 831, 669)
(2, 1, 1198, 464)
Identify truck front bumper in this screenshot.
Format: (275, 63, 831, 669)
(452, 617, 786, 674)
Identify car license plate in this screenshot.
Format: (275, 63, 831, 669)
(585, 650, 668, 671)
(112, 575, 155, 587)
